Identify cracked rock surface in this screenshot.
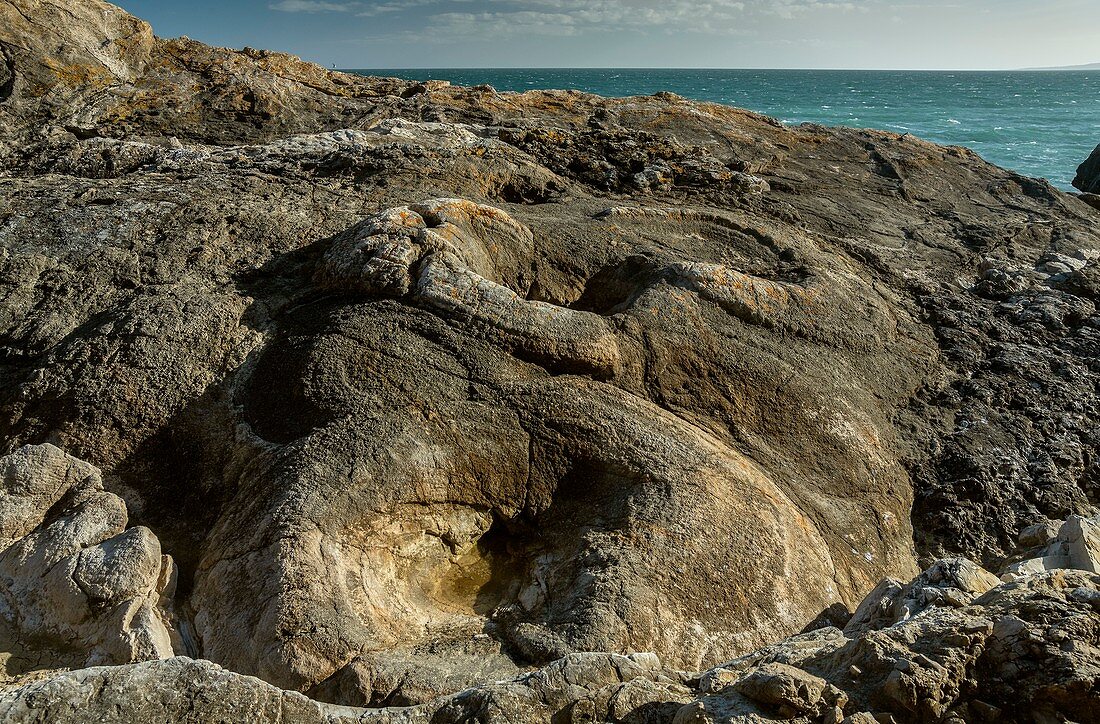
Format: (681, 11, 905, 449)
(2, 0, 1100, 721)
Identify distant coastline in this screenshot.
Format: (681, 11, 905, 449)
(1020, 61, 1100, 71)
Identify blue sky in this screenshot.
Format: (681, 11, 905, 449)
(113, 0, 1100, 70)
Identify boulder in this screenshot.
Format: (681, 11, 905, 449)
(0, 658, 337, 724)
(1002, 555, 1071, 578)
(1017, 520, 1061, 548)
(1001, 514, 1100, 579)
(1059, 515, 1100, 573)
(844, 558, 999, 635)
(734, 663, 843, 718)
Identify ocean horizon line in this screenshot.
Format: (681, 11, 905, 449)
(342, 66, 1097, 73)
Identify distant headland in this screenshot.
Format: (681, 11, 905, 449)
(1020, 61, 1100, 71)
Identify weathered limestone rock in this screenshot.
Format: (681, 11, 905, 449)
(0, 445, 175, 678)
(317, 199, 622, 377)
(0, 0, 154, 133)
(0, 657, 342, 724)
(1018, 519, 1061, 549)
(1002, 555, 1071, 577)
(734, 663, 843, 718)
(843, 558, 999, 635)
(685, 566, 1100, 724)
(171, 187, 933, 696)
(1061, 515, 1100, 573)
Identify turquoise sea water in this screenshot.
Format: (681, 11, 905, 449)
(348, 69, 1100, 191)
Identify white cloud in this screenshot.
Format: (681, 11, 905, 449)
(272, 0, 868, 47)
(357, 0, 471, 16)
(367, 0, 863, 38)
(270, 0, 361, 12)
(767, 0, 858, 20)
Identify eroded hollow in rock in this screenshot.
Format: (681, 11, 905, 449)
(336, 492, 598, 655)
(303, 460, 636, 707)
(331, 503, 538, 653)
(571, 254, 663, 314)
(427, 514, 523, 619)
(300, 508, 544, 708)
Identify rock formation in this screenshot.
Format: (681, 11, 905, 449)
(1075, 143, 1100, 194)
(2, 553, 1098, 723)
(0, 444, 177, 681)
(1, 0, 1100, 721)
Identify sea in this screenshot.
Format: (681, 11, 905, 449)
(347, 69, 1100, 191)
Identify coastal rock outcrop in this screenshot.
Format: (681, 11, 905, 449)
(1074, 143, 1100, 193)
(2, 0, 1100, 720)
(188, 194, 920, 697)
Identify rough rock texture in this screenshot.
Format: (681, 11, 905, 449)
(2, 0, 1100, 720)
(2, 558, 1098, 723)
(0, 444, 176, 681)
(185, 194, 916, 697)
(1075, 144, 1100, 193)
(1000, 513, 1100, 578)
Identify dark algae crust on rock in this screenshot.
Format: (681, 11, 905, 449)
(1, 1, 1100, 722)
